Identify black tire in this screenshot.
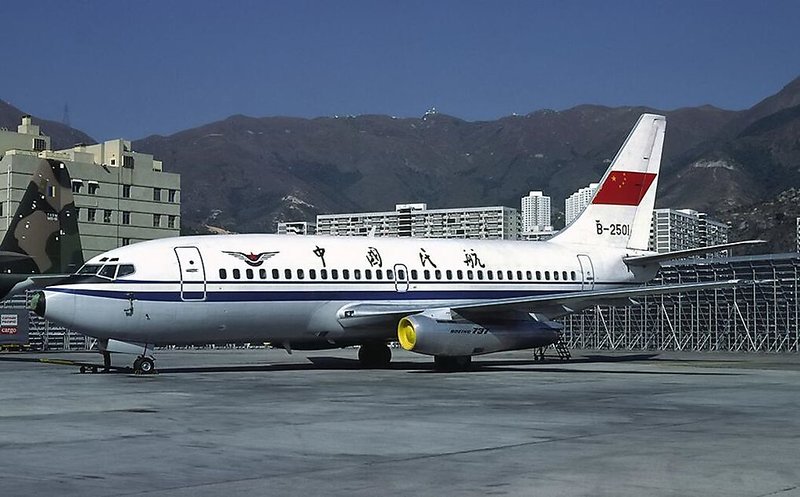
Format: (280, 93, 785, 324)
(433, 355, 472, 371)
(138, 357, 155, 374)
(79, 365, 87, 374)
(358, 343, 392, 368)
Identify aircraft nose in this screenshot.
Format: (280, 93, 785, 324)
(28, 291, 46, 317)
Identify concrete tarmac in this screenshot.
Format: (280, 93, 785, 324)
(1, 348, 799, 497)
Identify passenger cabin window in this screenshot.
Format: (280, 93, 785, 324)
(233, 269, 241, 279)
(457, 270, 463, 280)
(536, 271, 542, 280)
(423, 270, 430, 280)
(446, 270, 452, 280)
(272, 269, 279, 279)
(435, 269, 441, 280)
(526, 271, 532, 280)
(297, 269, 304, 280)
(259, 269, 267, 279)
(477, 270, 484, 280)
(571, 271, 576, 281)
(342, 269, 350, 280)
(509, 271, 515, 280)
(332, 269, 339, 280)
(487, 271, 493, 280)
(467, 270, 474, 280)
(321, 269, 328, 280)
(410, 270, 418, 280)
(497, 271, 503, 280)
(544, 271, 550, 281)
(310, 269, 317, 279)
(554, 271, 559, 281)
(246, 269, 254, 279)
(386, 269, 394, 279)
(354, 269, 361, 280)
(98, 265, 117, 279)
(375, 269, 382, 280)
(365, 269, 371, 280)
(285, 269, 292, 279)
(563, 271, 568, 281)
(517, 271, 523, 280)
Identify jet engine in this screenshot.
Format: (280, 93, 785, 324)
(397, 313, 560, 357)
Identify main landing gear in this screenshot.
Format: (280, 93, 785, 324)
(358, 343, 392, 368)
(433, 355, 472, 371)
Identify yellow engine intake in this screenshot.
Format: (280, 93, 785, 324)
(397, 317, 417, 351)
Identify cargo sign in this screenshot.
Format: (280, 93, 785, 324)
(1, 314, 18, 335)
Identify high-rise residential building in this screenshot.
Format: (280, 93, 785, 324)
(316, 203, 520, 240)
(796, 218, 800, 252)
(565, 183, 599, 225)
(0, 116, 181, 261)
(649, 208, 728, 255)
(520, 191, 551, 234)
(277, 221, 316, 235)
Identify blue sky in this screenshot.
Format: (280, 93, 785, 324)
(3, 0, 799, 141)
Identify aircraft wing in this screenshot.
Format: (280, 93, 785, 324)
(336, 279, 747, 327)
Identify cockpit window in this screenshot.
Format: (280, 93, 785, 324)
(77, 264, 102, 275)
(98, 265, 117, 279)
(116, 265, 136, 278)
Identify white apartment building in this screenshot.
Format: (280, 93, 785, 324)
(649, 208, 728, 255)
(520, 191, 552, 235)
(565, 182, 598, 225)
(0, 116, 181, 260)
(316, 203, 520, 240)
(277, 221, 316, 235)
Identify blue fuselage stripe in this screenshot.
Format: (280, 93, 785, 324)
(48, 287, 588, 302)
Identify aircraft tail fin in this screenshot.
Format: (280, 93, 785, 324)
(551, 113, 666, 251)
(0, 159, 83, 275)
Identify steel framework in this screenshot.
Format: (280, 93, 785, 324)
(562, 253, 800, 352)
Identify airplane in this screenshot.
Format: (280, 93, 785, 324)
(0, 158, 83, 299)
(28, 114, 761, 373)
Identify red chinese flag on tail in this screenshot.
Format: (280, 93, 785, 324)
(592, 171, 657, 206)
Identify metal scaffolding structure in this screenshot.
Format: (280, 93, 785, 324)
(561, 253, 800, 352)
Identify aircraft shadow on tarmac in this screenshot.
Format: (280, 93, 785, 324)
(0, 352, 740, 376)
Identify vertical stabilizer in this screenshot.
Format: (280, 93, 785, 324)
(0, 159, 83, 274)
(551, 113, 666, 251)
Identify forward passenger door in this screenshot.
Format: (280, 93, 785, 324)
(174, 246, 207, 301)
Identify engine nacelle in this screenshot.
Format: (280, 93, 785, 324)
(397, 314, 560, 357)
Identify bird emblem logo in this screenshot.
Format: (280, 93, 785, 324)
(222, 250, 279, 267)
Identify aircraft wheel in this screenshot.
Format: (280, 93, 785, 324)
(433, 355, 472, 371)
(137, 357, 156, 374)
(358, 343, 392, 368)
(80, 365, 87, 374)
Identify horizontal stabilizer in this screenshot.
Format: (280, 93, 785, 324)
(623, 240, 766, 266)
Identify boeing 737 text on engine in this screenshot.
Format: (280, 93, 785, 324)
(30, 114, 760, 373)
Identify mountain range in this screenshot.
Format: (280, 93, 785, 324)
(3, 76, 800, 252)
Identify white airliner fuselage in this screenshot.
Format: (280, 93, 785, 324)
(34, 234, 656, 346)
